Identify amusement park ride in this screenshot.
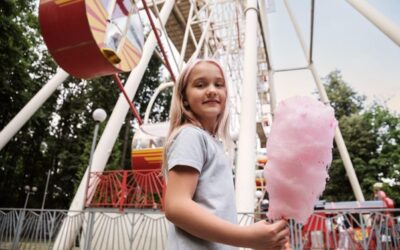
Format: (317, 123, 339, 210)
(1, 0, 399, 249)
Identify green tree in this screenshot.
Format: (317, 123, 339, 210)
(323, 70, 365, 118)
(322, 71, 400, 206)
(0, 0, 57, 208)
(364, 104, 400, 205)
(45, 76, 121, 206)
(322, 71, 375, 202)
(324, 114, 378, 201)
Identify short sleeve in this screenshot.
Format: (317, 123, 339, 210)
(167, 127, 206, 173)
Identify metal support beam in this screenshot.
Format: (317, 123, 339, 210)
(179, 3, 195, 69)
(258, 0, 272, 70)
(0, 68, 69, 151)
(188, 7, 214, 62)
(143, 81, 174, 124)
(268, 70, 277, 117)
(275, 66, 308, 73)
(282, 0, 365, 201)
(258, 0, 276, 117)
(235, 0, 258, 213)
(346, 0, 400, 46)
(283, 0, 309, 62)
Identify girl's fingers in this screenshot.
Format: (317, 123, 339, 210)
(279, 227, 290, 237)
(278, 237, 288, 246)
(264, 219, 271, 225)
(273, 219, 288, 231)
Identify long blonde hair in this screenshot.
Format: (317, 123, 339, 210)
(162, 58, 233, 173)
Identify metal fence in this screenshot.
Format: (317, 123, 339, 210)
(86, 169, 165, 210)
(1, 208, 399, 249)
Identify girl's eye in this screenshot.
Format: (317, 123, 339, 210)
(215, 82, 225, 88)
(195, 81, 205, 87)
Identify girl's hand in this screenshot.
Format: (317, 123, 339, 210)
(243, 219, 289, 250)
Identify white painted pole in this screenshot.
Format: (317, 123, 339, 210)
(188, 8, 214, 62)
(309, 64, 329, 103)
(0, 68, 69, 151)
(204, 7, 209, 58)
(258, 0, 277, 116)
(346, 0, 400, 46)
(235, 0, 258, 213)
(143, 81, 174, 124)
(52, 1, 176, 249)
(283, 0, 309, 61)
(179, 3, 194, 70)
(268, 70, 277, 116)
(309, 63, 365, 201)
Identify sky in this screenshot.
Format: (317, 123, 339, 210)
(266, 0, 400, 113)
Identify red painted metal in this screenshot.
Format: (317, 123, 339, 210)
(131, 148, 163, 170)
(140, 0, 176, 83)
(39, 0, 143, 79)
(85, 147, 164, 211)
(86, 169, 165, 210)
(131, 148, 164, 194)
(113, 74, 143, 125)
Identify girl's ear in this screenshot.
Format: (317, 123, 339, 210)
(183, 100, 189, 107)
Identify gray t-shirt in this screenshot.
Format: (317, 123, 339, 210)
(166, 126, 237, 250)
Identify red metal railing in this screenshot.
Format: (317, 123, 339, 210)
(85, 169, 165, 211)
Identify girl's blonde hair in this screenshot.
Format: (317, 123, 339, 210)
(162, 58, 233, 173)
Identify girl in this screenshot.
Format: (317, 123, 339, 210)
(164, 59, 289, 250)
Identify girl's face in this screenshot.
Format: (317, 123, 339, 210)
(184, 62, 227, 130)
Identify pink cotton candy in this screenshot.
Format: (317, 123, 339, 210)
(264, 96, 337, 223)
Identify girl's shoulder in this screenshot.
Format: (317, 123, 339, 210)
(172, 125, 208, 145)
(167, 125, 208, 155)
(175, 124, 206, 137)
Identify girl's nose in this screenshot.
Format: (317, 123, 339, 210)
(206, 84, 217, 96)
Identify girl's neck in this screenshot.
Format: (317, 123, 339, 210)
(184, 117, 218, 136)
(200, 121, 217, 136)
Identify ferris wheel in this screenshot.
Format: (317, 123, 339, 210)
(0, 1, 399, 248)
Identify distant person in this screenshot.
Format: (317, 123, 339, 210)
(337, 214, 352, 250)
(373, 182, 395, 210)
(372, 182, 384, 200)
(371, 182, 396, 248)
(163, 58, 289, 249)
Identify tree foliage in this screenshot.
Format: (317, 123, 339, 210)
(323, 70, 365, 118)
(322, 71, 400, 206)
(0, 0, 57, 208)
(364, 105, 400, 204)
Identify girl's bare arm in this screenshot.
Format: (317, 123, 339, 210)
(164, 165, 289, 250)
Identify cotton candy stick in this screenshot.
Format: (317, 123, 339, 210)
(264, 96, 338, 223)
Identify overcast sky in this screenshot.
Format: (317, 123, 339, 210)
(266, 0, 400, 113)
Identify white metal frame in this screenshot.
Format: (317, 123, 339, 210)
(0, 69, 69, 150)
(346, 0, 400, 46)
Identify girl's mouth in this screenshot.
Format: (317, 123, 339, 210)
(203, 99, 220, 104)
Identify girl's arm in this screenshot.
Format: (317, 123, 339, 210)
(165, 165, 289, 250)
